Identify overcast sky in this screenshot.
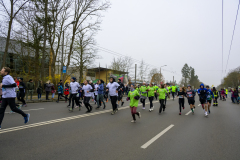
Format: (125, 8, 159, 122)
(94, 0, 240, 86)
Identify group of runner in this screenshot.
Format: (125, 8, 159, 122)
(0, 66, 226, 129)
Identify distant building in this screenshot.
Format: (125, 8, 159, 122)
(0, 37, 50, 76)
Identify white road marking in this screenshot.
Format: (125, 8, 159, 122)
(185, 110, 192, 115)
(6, 108, 45, 114)
(141, 124, 174, 149)
(0, 101, 162, 134)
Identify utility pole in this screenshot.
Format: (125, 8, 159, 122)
(99, 63, 100, 79)
(135, 64, 137, 84)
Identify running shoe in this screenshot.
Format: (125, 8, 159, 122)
(79, 106, 81, 111)
(131, 120, 136, 123)
(111, 111, 115, 115)
(149, 108, 152, 112)
(24, 114, 30, 124)
(138, 112, 141, 119)
(69, 108, 73, 112)
(152, 106, 154, 110)
(23, 104, 27, 107)
(142, 107, 145, 110)
(179, 112, 181, 115)
(121, 102, 124, 106)
(208, 110, 210, 114)
(183, 107, 185, 110)
(103, 106, 106, 109)
(67, 105, 70, 108)
(192, 112, 194, 115)
(96, 106, 100, 109)
(75, 105, 79, 109)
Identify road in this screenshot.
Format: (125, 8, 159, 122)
(0, 97, 240, 160)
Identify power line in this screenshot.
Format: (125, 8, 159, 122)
(225, 0, 240, 73)
(91, 45, 180, 75)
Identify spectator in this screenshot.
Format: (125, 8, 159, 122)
(45, 80, 52, 100)
(56, 83, 63, 103)
(51, 84, 56, 100)
(18, 78, 27, 107)
(26, 79, 35, 101)
(37, 80, 43, 100)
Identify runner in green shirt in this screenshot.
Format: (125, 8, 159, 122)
(127, 84, 141, 123)
(155, 84, 168, 114)
(140, 82, 148, 109)
(171, 84, 177, 101)
(147, 83, 155, 112)
(154, 84, 159, 100)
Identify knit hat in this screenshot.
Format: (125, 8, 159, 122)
(20, 78, 23, 81)
(72, 77, 76, 81)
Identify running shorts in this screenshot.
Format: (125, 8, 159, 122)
(188, 99, 195, 105)
(207, 100, 212, 104)
(118, 95, 122, 101)
(200, 99, 207, 104)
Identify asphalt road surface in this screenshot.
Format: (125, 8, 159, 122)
(0, 97, 240, 160)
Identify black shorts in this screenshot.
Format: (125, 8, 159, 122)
(188, 99, 195, 105)
(118, 95, 122, 101)
(207, 100, 212, 104)
(200, 99, 207, 104)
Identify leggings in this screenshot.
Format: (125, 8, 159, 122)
(154, 93, 158, 100)
(130, 106, 139, 120)
(172, 92, 175, 100)
(179, 98, 184, 112)
(159, 99, 165, 113)
(18, 92, 26, 105)
(71, 94, 80, 109)
(65, 94, 69, 101)
(95, 95, 101, 106)
(149, 97, 154, 109)
(68, 93, 73, 106)
(84, 97, 92, 111)
(0, 98, 27, 125)
(57, 93, 62, 101)
(140, 98, 146, 107)
(110, 96, 118, 111)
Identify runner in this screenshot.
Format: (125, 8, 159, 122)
(127, 84, 141, 123)
(96, 79, 106, 109)
(146, 83, 155, 112)
(94, 82, 100, 106)
(89, 81, 95, 102)
(221, 88, 226, 101)
(167, 85, 171, 99)
(106, 77, 120, 115)
(206, 85, 214, 114)
(155, 84, 168, 114)
(171, 84, 177, 101)
(139, 82, 148, 109)
(0, 67, 30, 129)
(68, 77, 81, 112)
(117, 79, 125, 107)
(198, 83, 210, 117)
(154, 84, 159, 100)
(225, 88, 228, 98)
(56, 83, 63, 103)
(212, 87, 218, 106)
(186, 85, 195, 115)
(64, 87, 69, 103)
(81, 80, 94, 113)
(17, 78, 27, 107)
(177, 87, 186, 115)
(164, 84, 169, 106)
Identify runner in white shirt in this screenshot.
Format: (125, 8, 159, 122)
(81, 80, 94, 113)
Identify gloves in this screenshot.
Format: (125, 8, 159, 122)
(126, 97, 130, 101)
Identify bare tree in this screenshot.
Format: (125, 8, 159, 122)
(149, 68, 164, 85)
(138, 59, 149, 82)
(71, 30, 98, 83)
(0, 0, 30, 68)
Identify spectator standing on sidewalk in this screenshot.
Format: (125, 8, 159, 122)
(45, 80, 52, 100)
(51, 84, 56, 100)
(37, 80, 43, 100)
(26, 79, 35, 101)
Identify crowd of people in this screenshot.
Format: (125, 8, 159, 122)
(0, 66, 240, 129)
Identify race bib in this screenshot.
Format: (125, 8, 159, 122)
(58, 91, 61, 94)
(2, 88, 6, 95)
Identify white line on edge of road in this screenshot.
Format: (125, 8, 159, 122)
(141, 124, 174, 149)
(5, 108, 45, 114)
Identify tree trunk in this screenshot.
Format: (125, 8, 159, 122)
(2, 19, 13, 68)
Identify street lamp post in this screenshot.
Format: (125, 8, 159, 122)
(160, 65, 167, 85)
